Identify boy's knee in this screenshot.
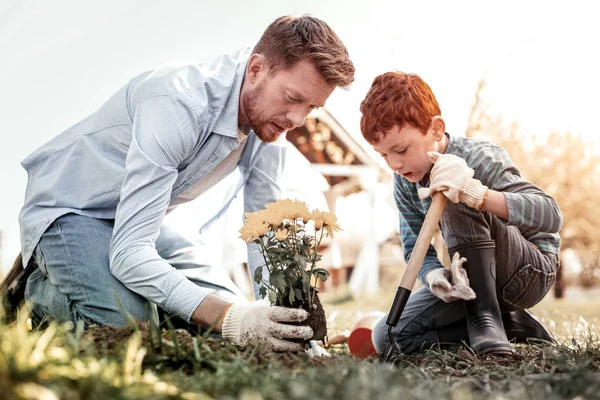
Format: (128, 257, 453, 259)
(372, 315, 415, 354)
(371, 315, 390, 353)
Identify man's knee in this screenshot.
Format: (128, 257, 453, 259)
(77, 287, 152, 327)
(25, 270, 152, 327)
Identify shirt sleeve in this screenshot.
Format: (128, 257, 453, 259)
(394, 177, 443, 287)
(109, 95, 211, 322)
(243, 137, 287, 300)
(469, 145, 563, 234)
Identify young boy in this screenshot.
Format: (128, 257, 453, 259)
(360, 72, 562, 355)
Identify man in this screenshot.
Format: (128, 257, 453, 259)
(7, 15, 355, 352)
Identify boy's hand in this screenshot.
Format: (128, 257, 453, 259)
(221, 300, 313, 352)
(418, 152, 488, 210)
(426, 253, 476, 303)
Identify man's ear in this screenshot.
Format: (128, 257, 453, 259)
(431, 116, 446, 140)
(246, 54, 266, 85)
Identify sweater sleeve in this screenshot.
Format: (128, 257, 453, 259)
(469, 145, 563, 234)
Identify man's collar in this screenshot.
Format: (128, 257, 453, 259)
(212, 49, 250, 138)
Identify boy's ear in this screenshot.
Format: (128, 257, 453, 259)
(431, 116, 446, 140)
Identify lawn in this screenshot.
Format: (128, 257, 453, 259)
(1, 288, 599, 400)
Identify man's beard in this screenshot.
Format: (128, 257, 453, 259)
(243, 81, 289, 143)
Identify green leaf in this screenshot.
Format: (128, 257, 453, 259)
(293, 254, 307, 268)
(271, 270, 287, 293)
(312, 267, 329, 276)
(312, 267, 330, 282)
(253, 266, 263, 284)
(258, 286, 267, 299)
(268, 290, 277, 305)
(288, 288, 295, 304)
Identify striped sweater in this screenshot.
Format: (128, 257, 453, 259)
(394, 133, 562, 286)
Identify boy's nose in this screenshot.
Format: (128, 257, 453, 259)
(390, 158, 403, 171)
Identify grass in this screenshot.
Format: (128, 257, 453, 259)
(1, 289, 599, 400)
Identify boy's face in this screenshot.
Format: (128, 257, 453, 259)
(241, 56, 334, 143)
(372, 120, 447, 183)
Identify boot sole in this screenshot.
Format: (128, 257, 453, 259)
(475, 344, 514, 356)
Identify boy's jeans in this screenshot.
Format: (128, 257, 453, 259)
(24, 213, 245, 327)
(373, 202, 559, 353)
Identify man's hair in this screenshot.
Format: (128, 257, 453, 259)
(252, 15, 355, 89)
(360, 72, 441, 144)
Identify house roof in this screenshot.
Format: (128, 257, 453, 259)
(285, 108, 392, 194)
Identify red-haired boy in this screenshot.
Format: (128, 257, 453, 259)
(361, 72, 562, 355)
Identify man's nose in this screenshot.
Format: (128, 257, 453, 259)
(286, 107, 307, 128)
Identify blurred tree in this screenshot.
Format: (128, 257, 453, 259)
(465, 78, 600, 297)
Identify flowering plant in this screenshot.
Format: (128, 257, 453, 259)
(239, 199, 341, 310)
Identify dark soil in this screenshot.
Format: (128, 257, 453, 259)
(83, 321, 343, 370)
(279, 288, 328, 344)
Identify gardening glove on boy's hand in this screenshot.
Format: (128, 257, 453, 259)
(426, 253, 476, 303)
(418, 151, 489, 210)
(222, 299, 313, 352)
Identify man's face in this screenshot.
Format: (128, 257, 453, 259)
(241, 58, 334, 143)
(372, 123, 446, 183)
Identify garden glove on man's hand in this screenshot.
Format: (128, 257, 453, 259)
(426, 253, 476, 303)
(222, 299, 313, 352)
(418, 151, 489, 210)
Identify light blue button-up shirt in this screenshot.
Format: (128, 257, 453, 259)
(19, 48, 286, 320)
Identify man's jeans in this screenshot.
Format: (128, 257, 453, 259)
(372, 201, 560, 353)
(24, 213, 245, 327)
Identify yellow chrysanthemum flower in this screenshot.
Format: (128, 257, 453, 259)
(267, 199, 312, 222)
(239, 211, 271, 242)
(275, 228, 289, 241)
(311, 209, 342, 238)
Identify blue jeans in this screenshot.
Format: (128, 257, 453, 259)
(372, 201, 560, 353)
(24, 213, 245, 327)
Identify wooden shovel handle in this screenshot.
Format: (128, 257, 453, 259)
(399, 192, 448, 290)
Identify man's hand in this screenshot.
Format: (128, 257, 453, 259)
(426, 253, 476, 303)
(418, 151, 488, 210)
(221, 300, 313, 352)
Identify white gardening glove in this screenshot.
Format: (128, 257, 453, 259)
(222, 299, 313, 352)
(418, 151, 488, 210)
(426, 252, 476, 303)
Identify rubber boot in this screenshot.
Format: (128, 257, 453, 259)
(503, 309, 556, 344)
(449, 241, 513, 355)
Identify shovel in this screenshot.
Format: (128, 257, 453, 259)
(381, 191, 448, 362)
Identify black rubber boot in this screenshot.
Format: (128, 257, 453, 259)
(503, 309, 556, 344)
(449, 241, 513, 355)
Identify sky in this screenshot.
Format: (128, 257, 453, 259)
(1, 0, 599, 269)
